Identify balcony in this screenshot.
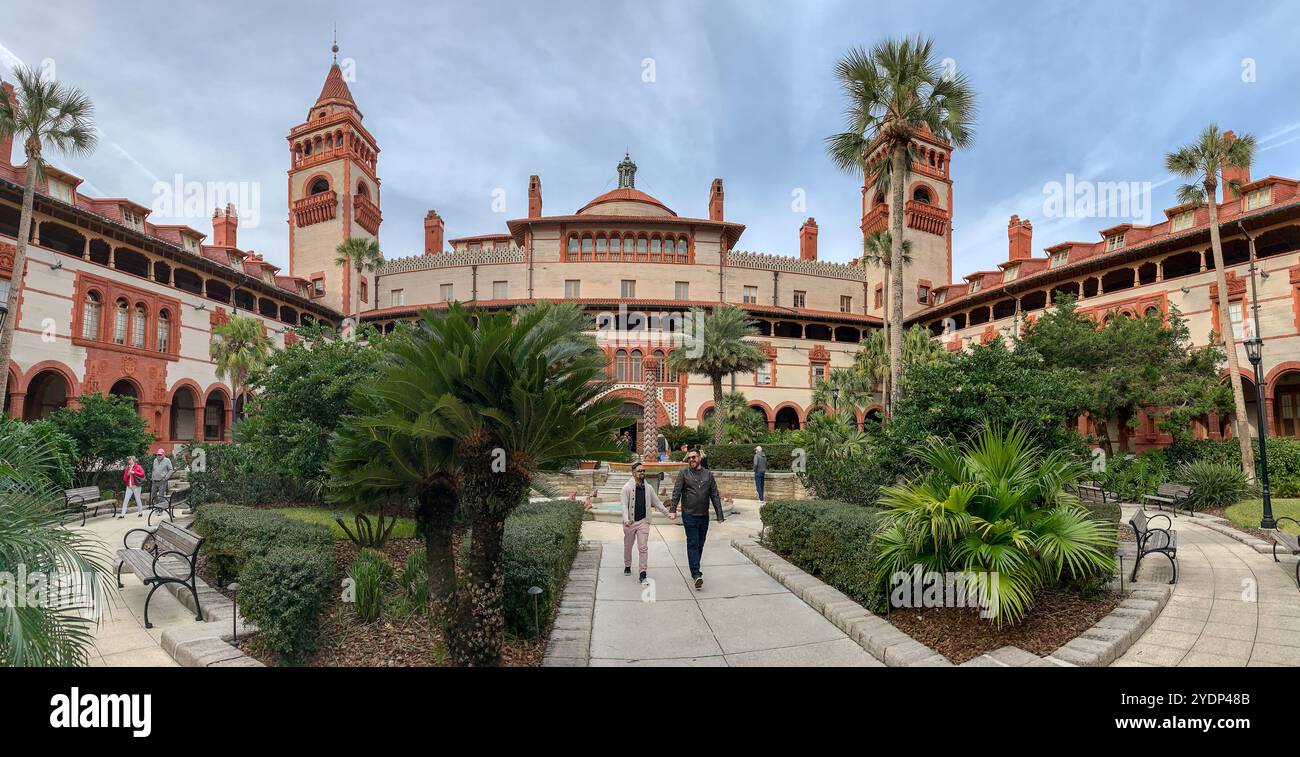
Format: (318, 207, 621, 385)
(354, 193, 383, 235)
(905, 200, 949, 236)
(293, 191, 337, 228)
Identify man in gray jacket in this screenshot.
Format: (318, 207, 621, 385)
(753, 446, 767, 503)
(669, 449, 724, 590)
(150, 448, 174, 506)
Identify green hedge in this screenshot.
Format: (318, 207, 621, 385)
(497, 500, 585, 638)
(700, 443, 796, 471)
(238, 546, 334, 664)
(1162, 437, 1300, 481)
(760, 499, 888, 613)
(190, 504, 333, 585)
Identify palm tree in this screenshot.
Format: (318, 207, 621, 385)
(826, 37, 976, 411)
(873, 424, 1115, 625)
(1166, 125, 1257, 482)
(667, 306, 769, 444)
(333, 236, 384, 314)
(0, 427, 113, 666)
(860, 230, 911, 412)
(331, 302, 626, 666)
(811, 366, 875, 417)
(210, 315, 272, 423)
(0, 66, 97, 403)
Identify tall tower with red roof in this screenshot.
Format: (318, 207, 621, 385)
(286, 40, 381, 316)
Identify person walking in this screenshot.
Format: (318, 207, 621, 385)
(621, 462, 673, 585)
(669, 449, 724, 590)
(753, 445, 767, 503)
(656, 432, 668, 463)
(149, 448, 173, 508)
(119, 455, 145, 518)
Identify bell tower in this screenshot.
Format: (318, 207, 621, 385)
(287, 39, 381, 316)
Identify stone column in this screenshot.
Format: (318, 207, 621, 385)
(641, 357, 659, 461)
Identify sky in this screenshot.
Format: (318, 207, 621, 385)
(4, 0, 1300, 281)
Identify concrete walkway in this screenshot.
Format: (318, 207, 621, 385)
(1114, 506, 1300, 667)
(581, 500, 881, 667)
(70, 509, 199, 667)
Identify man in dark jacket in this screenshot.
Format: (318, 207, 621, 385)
(753, 446, 768, 502)
(669, 449, 724, 589)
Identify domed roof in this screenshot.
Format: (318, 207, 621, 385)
(575, 153, 676, 217)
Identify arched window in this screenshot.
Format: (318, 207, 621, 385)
(677, 238, 688, 260)
(650, 237, 662, 259)
(581, 235, 593, 260)
(132, 304, 147, 348)
(113, 298, 129, 345)
(630, 350, 643, 383)
(636, 236, 648, 260)
(356, 181, 369, 198)
(596, 236, 608, 259)
(82, 291, 101, 339)
(654, 350, 668, 383)
(157, 309, 170, 352)
(615, 350, 629, 383)
(609, 236, 622, 258)
(567, 235, 579, 259)
(912, 186, 932, 204)
(309, 178, 330, 195)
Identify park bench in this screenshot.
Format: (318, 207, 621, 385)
(1142, 483, 1193, 517)
(116, 521, 205, 629)
(62, 486, 114, 527)
(1271, 517, 1300, 590)
(1076, 481, 1114, 505)
(145, 488, 184, 527)
(1130, 508, 1178, 584)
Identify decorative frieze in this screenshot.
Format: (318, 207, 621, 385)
(379, 247, 525, 274)
(726, 251, 869, 281)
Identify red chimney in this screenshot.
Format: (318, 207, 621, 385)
(1221, 130, 1251, 204)
(709, 178, 724, 221)
(212, 204, 238, 248)
(528, 175, 542, 219)
(424, 210, 444, 255)
(0, 83, 13, 168)
(799, 218, 818, 261)
(1007, 215, 1032, 261)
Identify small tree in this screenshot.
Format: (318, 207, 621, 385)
(48, 393, 152, 483)
(211, 314, 273, 421)
(334, 237, 384, 315)
(667, 306, 768, 444)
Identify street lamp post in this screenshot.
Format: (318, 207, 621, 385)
(1240, 223, 1276, 530)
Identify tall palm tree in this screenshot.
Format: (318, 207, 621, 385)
(0, 66, 97, 403)
(334, 236, 384, 314)
(0, 427, 113, 666)
(811, 365, 875, 416)
(1166, 125, 1257, 482)
(210, 315, 272, 423)
(860, 229, 911, 412)
(667, 305, 769, 444)
(826, 37, 976, 411)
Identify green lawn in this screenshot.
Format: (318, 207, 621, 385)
(275, 507, 419, 541)
(1224, 498, 1300, 534)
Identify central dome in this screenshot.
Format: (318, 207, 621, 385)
(575, 153, 676, 217)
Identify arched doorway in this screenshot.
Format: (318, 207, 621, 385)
(169, 387, 198, 441)
(618, 401, 641, 452)
(23, 370, 71, 421)
(1273, 371, 1300, 438)
(774, 406, 801, 430)
(109, 379, 140, 411)
(204, 390, 228, 441)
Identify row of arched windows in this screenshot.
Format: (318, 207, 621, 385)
(82, 291, 172, 353)
(292, 128, 376, 170)
(565, 233, 690, 263)
(613, 349, 677, 384)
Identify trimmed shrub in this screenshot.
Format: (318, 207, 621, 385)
(1175, 461, 1250, 511)
(1162, 437, 1300, 482)
(238, 546, 334, 664)
(191, 504, 333, 585)
(760, 499, 888, 613)
(700, 443, 796, 471)
(349, 548, 390, 623)
(799, 451, 899, 508)
(1096, 452, 1167, 503)
(498, 500, 584, 638)
(183, 442, 307, 508)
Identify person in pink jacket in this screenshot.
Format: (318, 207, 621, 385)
(119, 455, 146, 518)
(620, 462, 673, 585)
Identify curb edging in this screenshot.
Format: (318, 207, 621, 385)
(541, 541, 602, 667)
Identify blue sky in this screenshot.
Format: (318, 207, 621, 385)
(4, 0, 1299, 281)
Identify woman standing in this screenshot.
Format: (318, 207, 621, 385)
(119, 455, 146, 518)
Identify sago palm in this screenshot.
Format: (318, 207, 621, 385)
(667, 305, 768, 444)
(0, 428, 113, 666)
(210, 314, 273, 420)
(826, 37, 975, 412)
(873, 424, 1115, 625)
(0, 65, 97, 402)
(334, 236, 384, 314)
(1165, 125, 1257, 482)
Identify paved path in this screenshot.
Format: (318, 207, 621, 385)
(1114, 506, 1300, 667)
(581, 500, 881, 667)
(70, 510, 198, 667)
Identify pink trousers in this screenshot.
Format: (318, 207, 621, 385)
(623, 519, 650, 572)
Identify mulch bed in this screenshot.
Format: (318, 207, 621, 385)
(222, 536, 546, 667)
(887, 586, 1121, 664)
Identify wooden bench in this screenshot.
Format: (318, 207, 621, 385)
(116, 521, 205, 628)
(1142, 483, 1193, 517)
(145, 488, 183, 527)
(1077, 481, 1113, 505)
(63, 486, 114, 527)
(1271, 517, 1300, 590)
(1130, 508, 1178, 584)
